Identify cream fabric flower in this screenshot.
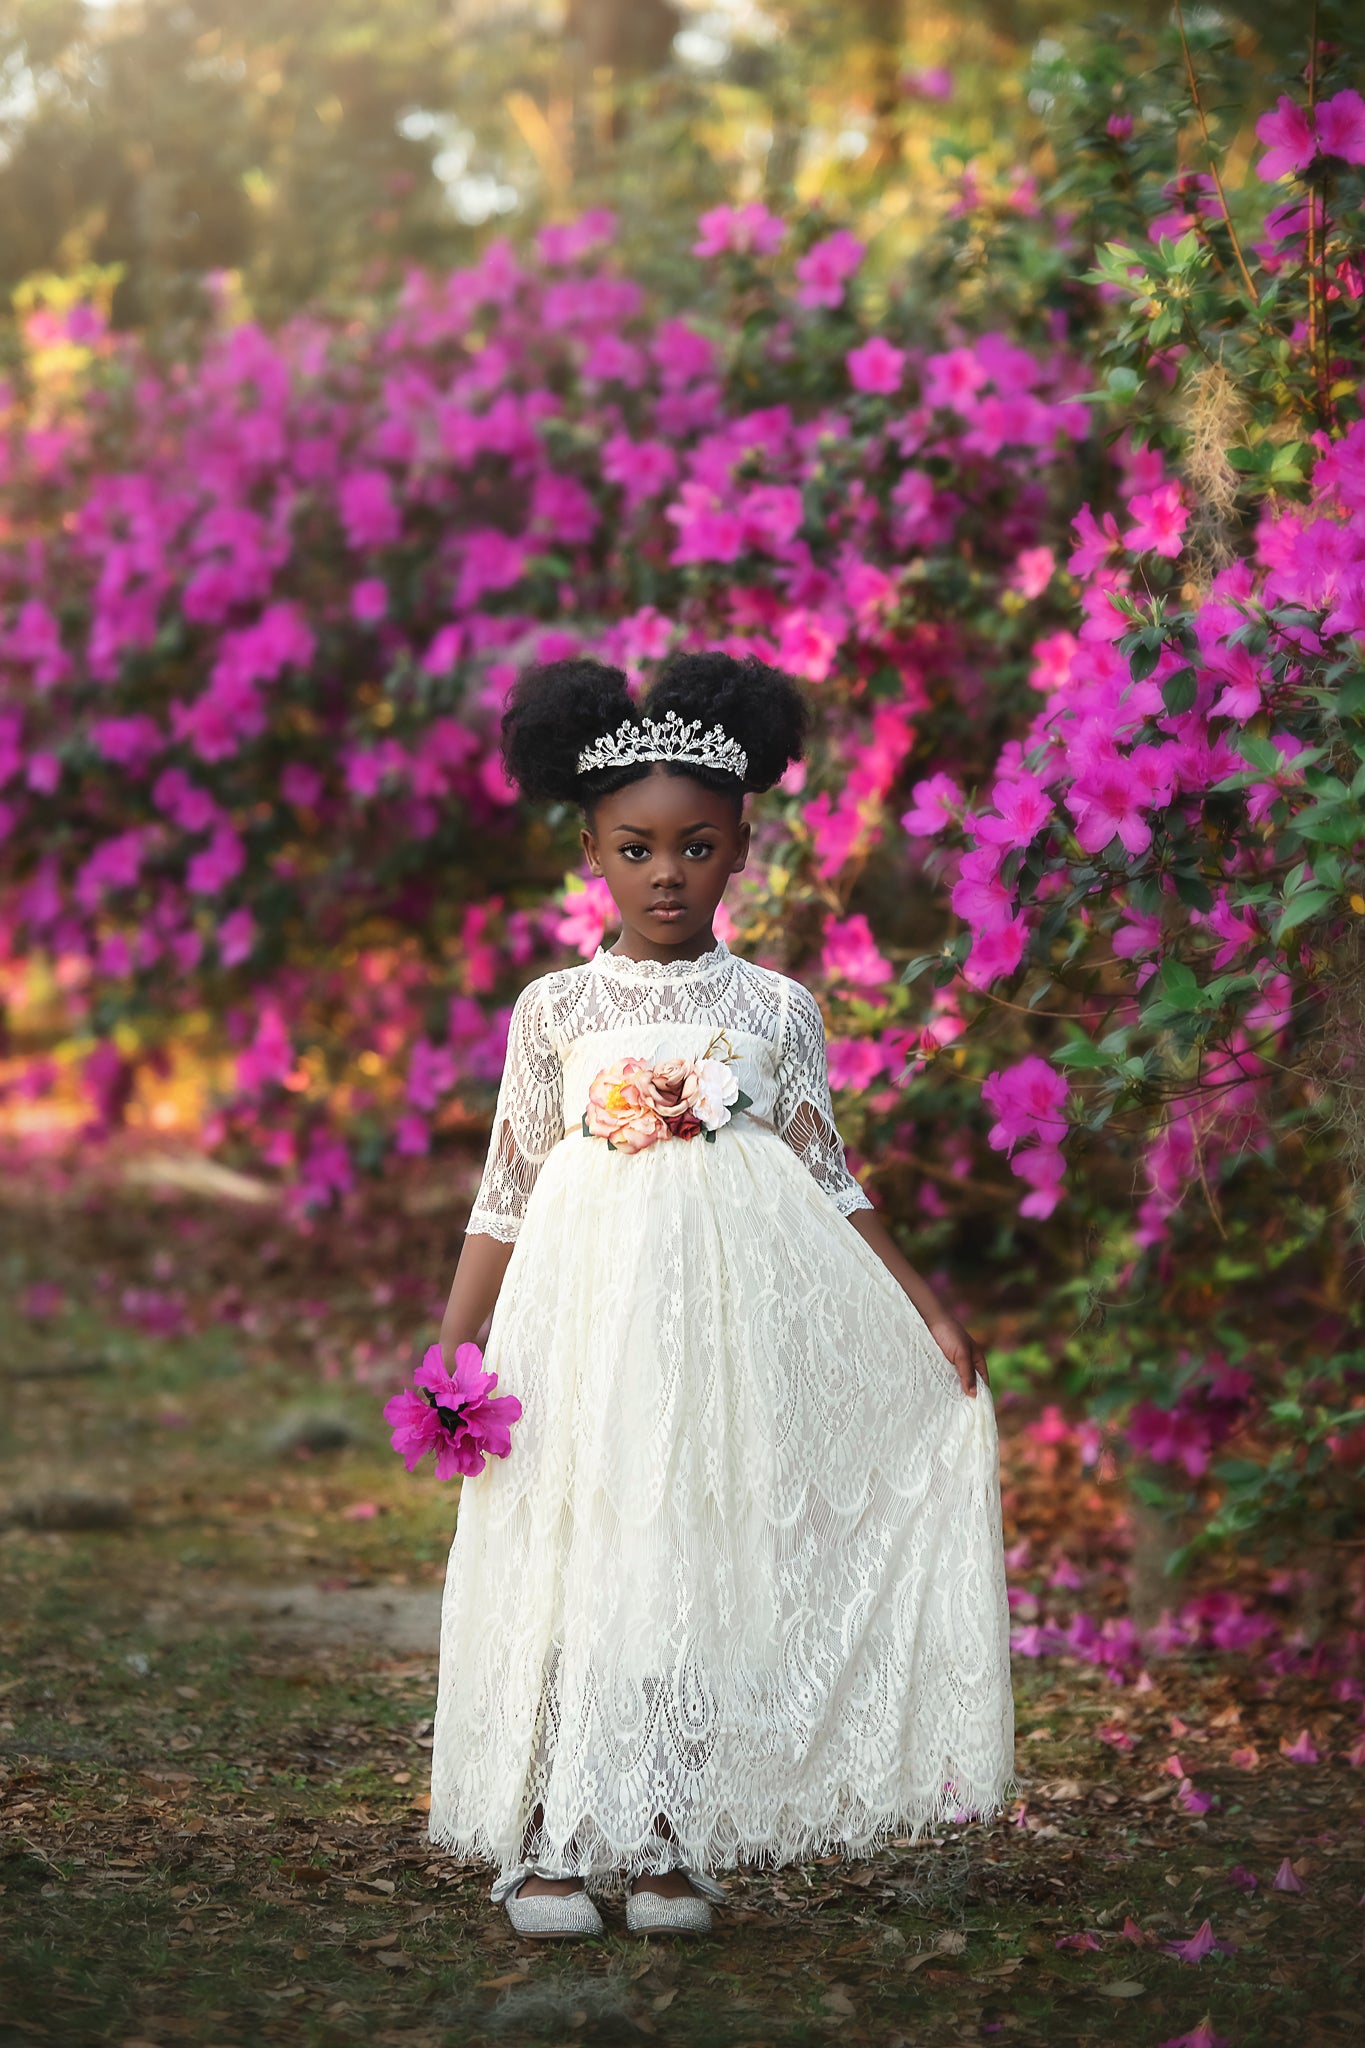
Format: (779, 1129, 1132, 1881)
(692, 1056, 740, 1131)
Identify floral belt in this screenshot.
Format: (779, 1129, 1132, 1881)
(575, 1038, 764, 1153)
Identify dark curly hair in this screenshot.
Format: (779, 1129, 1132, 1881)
(500, 651, 811, 815)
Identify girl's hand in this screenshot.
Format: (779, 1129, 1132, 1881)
(926, 1315, 990, 1399)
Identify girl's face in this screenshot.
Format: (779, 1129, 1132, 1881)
(580, 766, 750, 960)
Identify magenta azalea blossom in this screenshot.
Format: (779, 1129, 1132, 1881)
(1125, 482, 1188, 558)
(1256, 94, 1316, 181)
(975, 771, 1054, 849)
(692, 202, 786, 260)
(982, 1056, 1069, 1151)
(383, 1342, 522, 1480)
(795, 229, 865, 309)
(901, 770, 964, 837)
(1258, 89, 1365, 180)
(1068, 503, 1122, 575)
(1163, 1918, 1235, 1962)
(963, 915, 1029, 990)
(846, 336, 906, 395)
(1314, 89, 1365, 165)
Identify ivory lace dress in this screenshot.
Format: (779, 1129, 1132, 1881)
(428, 936, 1015, 1883)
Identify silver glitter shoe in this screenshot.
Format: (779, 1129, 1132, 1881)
(625, 1868, 727, 1936)
(490, 1865, 604, 1939)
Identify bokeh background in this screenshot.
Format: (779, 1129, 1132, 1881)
(2, 4, 1365, 2044)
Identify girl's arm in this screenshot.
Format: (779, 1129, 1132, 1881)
(440, 977, 564, 1362)
(439, 1233, 515, 1358)
(846, 1207, 989, 1399)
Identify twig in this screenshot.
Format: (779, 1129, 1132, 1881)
(1307, 4, 1334, 424)
(1173, 1, 1259, 305)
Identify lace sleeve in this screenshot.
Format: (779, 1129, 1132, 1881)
(465, 979, 564, 1243)
(773, 976, 875, 1218)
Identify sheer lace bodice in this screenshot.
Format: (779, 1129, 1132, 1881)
(465, 937, 874, 1241)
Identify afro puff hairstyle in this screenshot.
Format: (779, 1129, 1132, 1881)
(500, 651, 811, 813)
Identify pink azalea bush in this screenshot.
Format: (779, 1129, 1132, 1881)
(0, 206, 1091, 1202)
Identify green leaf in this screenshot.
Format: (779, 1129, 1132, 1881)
(1129, 640, 1163, 683)
(1213, 1459, 1265, 1486)
(1161, 666, 1198, 714)
(899, 954, 941, 987)
(1172, 868, 1214, 910)
(1129, 1473, 1172, 1507)
(1053, 1037, 1109, 1070)
(1157, 956, 1198, 998)
(1272, 886, 1336, 940)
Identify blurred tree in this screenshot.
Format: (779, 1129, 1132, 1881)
(0, 1, 466, 333)
(0, 0, 1348, 339)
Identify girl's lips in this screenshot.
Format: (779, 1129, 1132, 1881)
(649, 905, 686, 920)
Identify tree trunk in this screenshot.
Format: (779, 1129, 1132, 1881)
(1125, 1470, 1197, 1640)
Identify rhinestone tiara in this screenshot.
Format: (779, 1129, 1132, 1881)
(576, 708, 748, 780)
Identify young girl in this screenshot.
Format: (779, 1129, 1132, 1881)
(428, 651, 1015, 1938)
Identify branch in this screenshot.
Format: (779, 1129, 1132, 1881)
(1172, 1, 1259, 306)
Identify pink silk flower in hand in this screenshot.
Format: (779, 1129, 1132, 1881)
(384, 1342, 522, 1479)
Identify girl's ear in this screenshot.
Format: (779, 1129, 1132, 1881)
(580, 820, 602, 875)
(731, 817, 751, 874)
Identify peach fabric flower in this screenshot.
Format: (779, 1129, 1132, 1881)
(584, 1056, 667, 1153)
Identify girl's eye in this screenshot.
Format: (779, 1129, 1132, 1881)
(620, 844, 650, 861)
(684, 841, 715, 859)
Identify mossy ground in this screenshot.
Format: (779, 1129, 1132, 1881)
(1, 1167, 1361, 2047)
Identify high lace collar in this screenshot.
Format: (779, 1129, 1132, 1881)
(591, 936, 732, 981)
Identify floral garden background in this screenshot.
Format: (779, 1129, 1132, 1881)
(2, 4, 1364, 2045)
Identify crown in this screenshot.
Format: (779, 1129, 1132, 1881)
(576, 708, 748, 780)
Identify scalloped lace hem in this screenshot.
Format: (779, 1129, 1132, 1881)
(427, 1770, 1022, 1881)
(464, 1210, 523, 1243)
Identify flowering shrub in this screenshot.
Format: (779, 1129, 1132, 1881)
(1, 22, 1363, 1583)
(896, 22, 1365, 1564)
(0, 206, 1089, 1209)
